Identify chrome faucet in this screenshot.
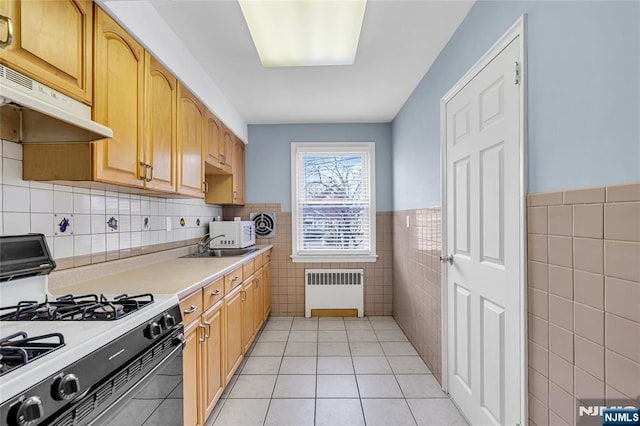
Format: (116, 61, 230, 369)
(197, 233, 226, 254)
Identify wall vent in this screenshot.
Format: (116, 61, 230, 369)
(250, 212, 276, 238)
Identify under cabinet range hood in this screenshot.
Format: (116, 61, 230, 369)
(0, 64, 113, 143)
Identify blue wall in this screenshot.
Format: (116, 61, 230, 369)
(393, 0, 640, 210)
(245, 123, 393, 212)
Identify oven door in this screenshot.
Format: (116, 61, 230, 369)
(52, 326, 185, 426)
(90, 329, 184, 426)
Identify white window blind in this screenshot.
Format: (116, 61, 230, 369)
(291, 142, 376, 262)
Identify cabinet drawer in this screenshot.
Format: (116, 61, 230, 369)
(203, 277, 224, 310)
(242, 258, 255, 278)
(224, 267, 244, 293)
(179, 290, 203, 324)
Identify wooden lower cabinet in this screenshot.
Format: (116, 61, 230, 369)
(254, 267, 265, 332)
(224, 284, 243, 383)
(182, 318, 202, 426)
(202, 301, 224, 421)
(263, 251, 272, 318)
(241, 276, 256, 354)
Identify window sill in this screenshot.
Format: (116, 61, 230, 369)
(290, 254, 378, 263)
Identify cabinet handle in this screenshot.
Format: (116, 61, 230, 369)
(220, 153, 225, 165)
(256, 278, 260, 289)
(241, 289, 246, 302)
(211, 289, 221, 296)
(198, 324, 206, 343)
(139, 161, 147, 181)
(203, 180, 209, 193)
(203, 321, 211, 339)
(0, 15, 13, 49)
(146, 164, 153, 182)
(184, 305, 198, 314)
(231, 276, 239, 282)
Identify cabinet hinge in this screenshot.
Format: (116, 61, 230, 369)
(514, 61, 521, 85)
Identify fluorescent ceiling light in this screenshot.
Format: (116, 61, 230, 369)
(239, 0, 367, 67)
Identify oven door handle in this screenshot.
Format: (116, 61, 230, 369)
(87, 339, 183, 426)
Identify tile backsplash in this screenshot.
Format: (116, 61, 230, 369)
(0, 140, 221, 269)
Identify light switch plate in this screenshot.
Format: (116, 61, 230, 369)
(406, 215, 410, 228)
(166, 217, 172, 231)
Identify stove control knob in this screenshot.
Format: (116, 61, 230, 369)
(54, 373, 80, 400)
(163, 313, 176, 328)
(173, 333, 186, 348)
(145, 321, 163, 339)
(15, 396, 43, 426)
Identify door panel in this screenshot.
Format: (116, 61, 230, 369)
(445, 36, 522, 425)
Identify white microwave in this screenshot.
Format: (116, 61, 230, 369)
(208, 221, 255, 248)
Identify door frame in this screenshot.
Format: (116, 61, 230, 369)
(439, 15, 528, 425)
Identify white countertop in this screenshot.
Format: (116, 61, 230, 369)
(48, 245, 273, 300)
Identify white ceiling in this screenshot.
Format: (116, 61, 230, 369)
(110, 0, 475, 125)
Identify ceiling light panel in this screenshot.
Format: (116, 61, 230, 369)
(239, 0, 367, 67)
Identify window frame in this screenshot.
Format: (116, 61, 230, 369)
(290, 142, 377, 263)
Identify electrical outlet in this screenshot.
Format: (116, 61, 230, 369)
(166, 217, 172, 231)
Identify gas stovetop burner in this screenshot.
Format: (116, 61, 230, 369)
(0, 332, 65, 376)
(0, 294, 154, 321)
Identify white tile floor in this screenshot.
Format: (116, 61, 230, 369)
(207, 316, 468, 426)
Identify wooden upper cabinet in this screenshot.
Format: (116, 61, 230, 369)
(219, 125, 233, 174)
(93, 5, 144, 187)
(177, 83, 205, 198)
(144, 52, 177, 193)
(0, 0, 93, 104)
(232, 136, 245, 204)
(204, 110, 221, 169)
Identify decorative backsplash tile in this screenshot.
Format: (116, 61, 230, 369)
(0, 139, 222, 269)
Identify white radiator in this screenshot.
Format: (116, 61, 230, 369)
(305, 269, 364, 318)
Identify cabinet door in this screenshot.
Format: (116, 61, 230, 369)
(183, 319, 203, 426)
(242, 277, 256, 353)
(204, 110, 221, 168)
(254, 268, 264, 331)
(219, 126, 233, 174)
(177, 83, 204, 197)
(0, 0, 92, 104)
(93, 6, 144, 187)
(232, 137, 245, 205)
(143, 52, 176, 193)
(263, 260, 272, 319)
(224, 285, 243, 383)
(202, 302, 224, 421)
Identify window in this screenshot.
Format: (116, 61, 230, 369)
(291, 142, 376, 262)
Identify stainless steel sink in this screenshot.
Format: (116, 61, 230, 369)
(181, 247, 259, 258)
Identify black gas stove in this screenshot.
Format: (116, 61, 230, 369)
(0, 293, 155, 322)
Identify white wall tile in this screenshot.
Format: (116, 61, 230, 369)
(4, 212, 30, 235)
(54, 191, 73, 213)
(150, 200, 159, 216)
(2, 141, 22, 160)
(141, 199, 150, 215)
(131, 215, 142, 232)
(72, 187, 90, 195)
(54, 235, 73, 259)
(106, 196, 118, 214)
(106, 233, 119, 252)
(91, 194, 105, 214)
(53, 184, 73, 192)
(91, 214, 106, 234)
(31, 213, 54, 236)
(30, 188, 53, 213)
(3, 159, 27, 187)
(73, 193, 91, 214)
(119, 215, 131, 232)
(130, 198, 141, 215)
(119, 232, 131, 250)
(118, 198, 130, 215)
(3, 185, 30, 212)
(91, 234, 106, 254)
(30, 181, 53, 190)
(74, 235, 92, 256)
(131, 231, 142, 248)
(74, 214, 91, 235)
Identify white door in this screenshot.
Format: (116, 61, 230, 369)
(443, 24, 524, 426)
